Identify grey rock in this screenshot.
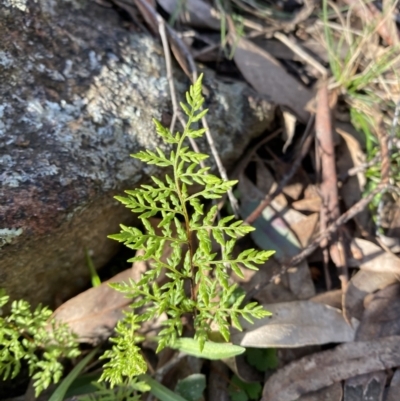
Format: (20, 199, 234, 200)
(0, 0, 275, 306)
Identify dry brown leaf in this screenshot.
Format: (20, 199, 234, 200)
(239, 174, 315, 300)
(282, 110, 297, 153)
(51, 220, 178, 344)
(310, 289, 342, 310)
(262, 336, 400, 401)
(229, 36, 313, 122)
(263, 157, 311, 202)
(349, 238, 400, 275)
(52, 269, 134, 344)
(344, 371, 386, 401)
(222, 354, 263, 383)
(386, 368, 400, 401)
(282, 182, 305, 201)
(253, 37, 296, 60)
(378, 233, 400, 254)
(243, 258, 298, 305)
(208, 361, 230, 401)
(231, 301, 358, 348)
(343, 269, 398, 321)
(293, 382, 342, 401)
(290, 213, 319, 248)
(292, 197, 321, 213)
(157, 0, 220, 30)
(356, 283, 400, 340)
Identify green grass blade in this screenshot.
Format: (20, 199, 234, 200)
(85, 248, 101, 287)
(140, 374, 189, 401)
(48, 348, 98, 401)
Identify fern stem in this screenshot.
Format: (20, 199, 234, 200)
(173, 115, 197, 307)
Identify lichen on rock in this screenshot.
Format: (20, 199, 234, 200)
(0, 0, 275, 306)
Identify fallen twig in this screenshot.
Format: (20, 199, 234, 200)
(157, 15, 203, 162)
(375, 113, 391, 234)
(316, 81, 347, 287)
(389, 99, 400, 151)
(157, 17, 178, 134)
(287, 184, 388, 274)
(273, 32, 328, 77)
(246, 182, 389, 301)
(339, 154, 381, 181)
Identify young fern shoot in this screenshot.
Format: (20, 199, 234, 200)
(104, 74, 273, 385)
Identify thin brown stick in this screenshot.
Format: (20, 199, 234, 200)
(316, 83, 339, 244)
(244, 115, 315, 224)
(157, 15, 204, 163)
(389, 100, 400, 151)
(339, 154, 381, 181)
(200, 114, 240, 217)
(315, 81, 348, 287)
(375, 113, 391, 234)
(212, 129, 283, 223)
(290, 184, 387, 266)
(157, 17, 178, 133)
(377, 119, 391, 185)
(273, 32, 328, 77)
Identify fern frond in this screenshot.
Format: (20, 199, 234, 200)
(106, 73, 273, 384)
(0, 289, 80, 396)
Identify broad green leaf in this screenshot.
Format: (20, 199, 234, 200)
(175, 374, 206, 401)
(246, 348, 279, 372)
(171, 338, 245, 360)
(228, 375, 262, 401)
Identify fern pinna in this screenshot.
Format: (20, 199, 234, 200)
(103, 74, 273, 386)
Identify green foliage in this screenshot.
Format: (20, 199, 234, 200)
(78, 379, 148, 401)
(99, 314, 147, 388)
(170, 337, 245, 360)
(322, 0, 400, 96)
(0, 289, 80, 396)
(140, 374, 189, 401)
(175, 373, 206, 401)
(49, 348, 98, 401)
(322, 0, 400, 215)
(104, 74, 272, 386)
(245, 348, 279, 372)
(228, 375, 262, 401)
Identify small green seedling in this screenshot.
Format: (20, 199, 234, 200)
(228, 375, 262, 401)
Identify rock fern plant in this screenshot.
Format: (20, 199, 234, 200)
(0, 289, 80, 396)
(101, 74, 273, 386)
